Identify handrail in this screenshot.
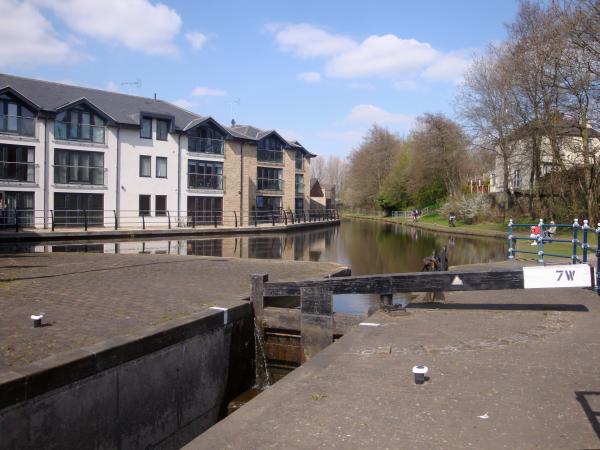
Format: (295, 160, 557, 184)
(0, 115, 36, 137)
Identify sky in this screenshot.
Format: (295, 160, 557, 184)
(0, 0, 520, 157)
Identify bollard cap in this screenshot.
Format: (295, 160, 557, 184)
(412, 365, 429, 375)
(30, 313, 44, 320)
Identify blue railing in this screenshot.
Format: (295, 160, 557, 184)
(508, 218, 600, 294)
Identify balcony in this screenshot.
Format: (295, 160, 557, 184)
(53, 164, 107, 186)
(54, 121, 106, 144)
(257, 148, 283, 164)
(188, 137, 224, 155)
(188, 173, 224, 190)
(258, 177, 284, 191)
(0, 115, 35, 137)
(0, 161, 37, 184)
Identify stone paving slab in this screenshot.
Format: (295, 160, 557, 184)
(188, 283, 600, 449)
(0, 252, 345, 371)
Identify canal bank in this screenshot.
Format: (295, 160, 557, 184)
(0, 252, 348, 449)
(186, 261, 600, 449)
(343, 212, 507, 240)
(0, 218, 340, 243)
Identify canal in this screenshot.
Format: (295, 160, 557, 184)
(0, 218, 507, 313)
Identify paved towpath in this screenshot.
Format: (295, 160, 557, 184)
(188, 266, 600, 449)
(0, 252, 345, 371)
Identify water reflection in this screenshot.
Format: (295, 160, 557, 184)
(1, 219, 507, 314)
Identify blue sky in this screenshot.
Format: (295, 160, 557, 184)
(0, 0, 519, 157)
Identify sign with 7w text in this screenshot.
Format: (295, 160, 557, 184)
(523, 264, 594, 289)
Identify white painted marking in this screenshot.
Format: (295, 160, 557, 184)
(209, 306, 228, 324)
(359, 322, 381, 327)
(523, 264, 593, 289)
(451, 275, 463, 286)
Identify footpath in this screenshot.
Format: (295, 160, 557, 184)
(187, 261, 600, 449)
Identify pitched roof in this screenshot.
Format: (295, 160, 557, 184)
(0, 73, 200, 131)
(227, 124, 316, 156)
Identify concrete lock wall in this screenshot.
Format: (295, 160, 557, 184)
(0, 304, 254, 450)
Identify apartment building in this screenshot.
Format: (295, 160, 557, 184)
(0, 73, 314, 228)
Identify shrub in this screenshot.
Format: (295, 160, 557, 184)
(440, 194, 492, 224)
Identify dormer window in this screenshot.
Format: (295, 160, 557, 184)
(257, 135, 284, 163)
(55, 106, 106, 144)
(295, 150, 304, 170)
(0, 94, 35, 137)
(140, 117, 152, 139)
(188, 125, 225, 155)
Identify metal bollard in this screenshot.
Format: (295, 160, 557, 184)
(572, 218, 579, 264)
(508, 218, 514, 259)
(582, 220, 589, 263)
(537, 219, 544, 265)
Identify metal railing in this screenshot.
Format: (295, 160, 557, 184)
(53, 165, 107, 186)
(0, 208, 340, 232)
(188, 137, 224, 155)
(507, 218, 599, 266)
(54, 121, 106, 144)
(257, 178, 284, 191)
(391, 206, 436, 219)
(257, 148, 283, 163)
(0, 161, 38, 183)
(0, 115, 35, 137)
(187, 173, 224, 190)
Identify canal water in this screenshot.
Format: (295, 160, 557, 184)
(1, 218, 507, 313)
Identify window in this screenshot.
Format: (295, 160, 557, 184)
(156, 157, 167, 178)
(188, 126, 225, 154)
(0, 95, 35, 137)
(155, 195, 167, 216)
(140, 155, 151, 177)
(295, 174, 304, 195)
(513, 169, 521, 188)
(187, 196, 222, 225)
(257, 136, 284, 163)
(257, 167, 283, 191)
(53, 193, 103, 227)
(295, 151, 304, 170)
(140, 117, 152, 139)
(139, 195, 151, 216)
(256, 195, 282, 212)
(188, 160, 223, 189)
(54, 107, 105, 143)
(0, 191, 35, 227)
(54, 149, 104, 185)
(0, 144, 35, 182)
(156, 119, 169, 141)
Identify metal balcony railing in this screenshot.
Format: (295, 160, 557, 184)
(257, 148, 283, 163)
(187, 173, 224, 190)
(54, 121, 106, 144)
(0, 115, 35, 137)
(188, 137, 224, 155)
(0, 161, 38, 183)
(53, 164, 107, 185)
(257, 177, 284, 191)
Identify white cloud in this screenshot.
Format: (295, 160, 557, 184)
(421, 53, 471, 83)
(106, 81, 120, 92)
(191, 87, 227, 97)
(327, 35, 437, 79)
(185, 31, 207, 50)
(393, 80, 418, 90)
(297, 71, 321, 83)
(35, 0, 181, 55)
(268, 23, 471, 85)
(268, 23, 356, 58)
(171, 99, 196, 110)
(346, 104, 413, 126)
(0, 0, 74, 67)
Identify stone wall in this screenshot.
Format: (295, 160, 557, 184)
(0, 304, 253, 450)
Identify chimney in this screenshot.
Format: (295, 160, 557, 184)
(154, 93, 157, 101)
(231, 118, 236, 126)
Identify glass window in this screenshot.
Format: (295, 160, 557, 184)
(156, 119, 169, 140)
(295, 174, 304, 194)
(155, 195, 167, 216)
(141, 117, 152, 139)
(140, 155, 151, 177)
(257, 167, 283, 190)
(139, 195, 151, 216)
(53, 193, 103, 227)
(7, 103, 17, 131)
(156, 157, 167, 178)
(0, 145, 35, 182)
(54, 149, 104, 185)
(188, 160, 223, 189)
(295, 151, 304, 170)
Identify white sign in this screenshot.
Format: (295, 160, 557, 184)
(523, 264, 594, 289)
